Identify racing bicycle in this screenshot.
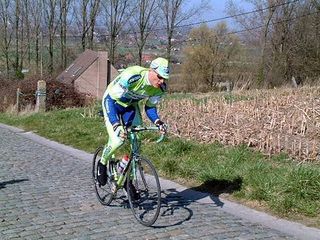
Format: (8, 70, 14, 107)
(92, 126, 164, 226)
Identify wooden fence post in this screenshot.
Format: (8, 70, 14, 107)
(35, 80, 46, 112)
(291, 76, 298, 88)
(16, 88, 21, 112)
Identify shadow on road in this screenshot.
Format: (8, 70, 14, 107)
(97, 177, 243, 228)
(191, 177, 243, 207)
(153, 177, 243, 228)
(0, 179, 29, 189)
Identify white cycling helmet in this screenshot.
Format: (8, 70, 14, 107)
(150, 57, 169, 80)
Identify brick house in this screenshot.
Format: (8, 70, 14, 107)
(142, 53, 156, 63)
(56, 50, 118, 99)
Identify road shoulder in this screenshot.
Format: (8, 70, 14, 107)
(1, 122, 319, 240)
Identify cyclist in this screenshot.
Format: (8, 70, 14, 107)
(97, 57, 169, 191)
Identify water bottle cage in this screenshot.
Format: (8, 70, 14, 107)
(116, 157, 131, 187)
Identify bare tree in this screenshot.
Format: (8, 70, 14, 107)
(88, 0, 101, 49)
(59, 0, 70, 69)
(227, 0, 319, 87)
(18, 0, 40, 72)
(0, 0, 14, 76)
(131, 0, 159, 65)
(73, 0, 101, 51)
(21, 0, 30, 67)
(29, 0, 43, 74)
(43, 0, 61, 74)
(226, 0, 278, 86)
(259, 1, 277, 86)
(14, 0, 21, 72)
(102, 0, 133, 64)
(159, 0, 210, 63)
(1, 0, 34, 77)
(289, 0, 320, 83)
(269, 0, 296, 84)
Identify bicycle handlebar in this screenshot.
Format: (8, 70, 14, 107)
(127, 126, 166, 143)
(97, 110, 167, 143)
(128, 126, 158, 132)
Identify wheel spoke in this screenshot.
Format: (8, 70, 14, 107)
(127, 157, 161, 226)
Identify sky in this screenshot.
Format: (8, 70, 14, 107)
(187, 0, 253, 28)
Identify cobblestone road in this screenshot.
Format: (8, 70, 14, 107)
(0, 125, 314, 239)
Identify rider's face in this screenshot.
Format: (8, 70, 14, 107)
(149, 70, 165, 88)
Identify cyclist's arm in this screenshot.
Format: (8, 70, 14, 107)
(145, 96, 162, 123)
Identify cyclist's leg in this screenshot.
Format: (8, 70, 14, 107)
(100, 101, 125, 165)
(96, 117, 123, 185)
(100, 119, 124, 165)
(122, 104, 136, 127)
(100, 97, 136, 165)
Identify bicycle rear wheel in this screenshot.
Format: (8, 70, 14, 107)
(92, 146, 116, 206)
(127, 157, 161, 226)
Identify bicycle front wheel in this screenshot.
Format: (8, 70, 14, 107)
(127, 157, 161, 226)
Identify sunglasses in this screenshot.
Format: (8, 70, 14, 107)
(157, 74, 165, 80)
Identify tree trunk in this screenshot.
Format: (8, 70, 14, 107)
(60, 0, 67, 69)
(0, 0, 12, 77)
(166, 32, 173, 63)
(109, 35, 116, 64)
(88, 0, 101, 50)
(35, 33, 39, 74)
(82, 2, 87, 51)
(103, 0, 132, 65)
(15, 0, 20, 72)
(259, 5, 275, 87)
(49, 34, 54, 74)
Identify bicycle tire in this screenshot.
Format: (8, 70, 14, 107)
(127, 157, 161, 226)
(92, 146, 115, 206)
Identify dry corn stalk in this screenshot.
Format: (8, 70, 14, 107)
(156, 87, 320, 161)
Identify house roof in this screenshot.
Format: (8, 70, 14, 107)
(142, 53, 156, 63)
(56, 49, 99, 85)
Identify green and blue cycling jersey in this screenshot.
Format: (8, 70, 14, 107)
(103, 66, 166, 126)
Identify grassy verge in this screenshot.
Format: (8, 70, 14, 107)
(0, 108, 319, 228)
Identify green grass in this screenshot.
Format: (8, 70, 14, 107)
(0, 108, 107, 151)
(0, 108, 319, 227)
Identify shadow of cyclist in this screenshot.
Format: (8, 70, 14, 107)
(0, 179, 29, 189)
(191, 177, 243, 206)
(153, 177, 243, 228)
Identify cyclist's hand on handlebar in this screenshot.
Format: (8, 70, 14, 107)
(113, 123, 127, 139)
(155, 119, 168, 134)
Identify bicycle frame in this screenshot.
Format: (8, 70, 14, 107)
(115, 126, 164, 189)
(93, 125, 164, 226)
